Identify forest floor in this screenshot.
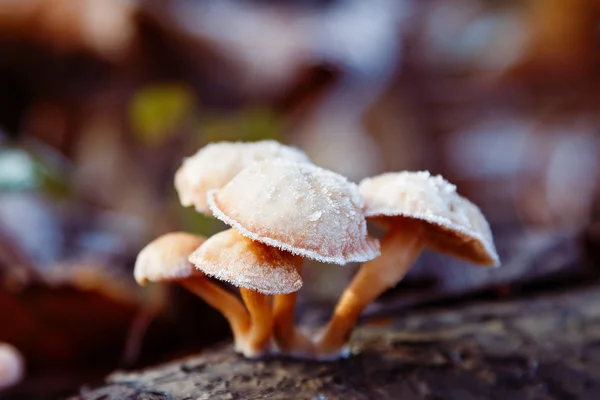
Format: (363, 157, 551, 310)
(72, 283, 600, 400)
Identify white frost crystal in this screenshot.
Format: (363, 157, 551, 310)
(359, 171, 499, 266)
(189, 229, 302, 295)
(208, 159, 380, 265)
(175, 140, 311, 213)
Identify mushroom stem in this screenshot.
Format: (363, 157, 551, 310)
(181, 276, 251, 350)
(273, 257, 315, 358)
(239, 288, 273, 357)
(316, 219, 425, 359)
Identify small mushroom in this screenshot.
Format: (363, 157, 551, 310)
(174, 140, 311, 213)
(0, 342, 24, 391)
(189, 228, 302, 357)
(208, 159, 380, 357)
(134, 232, 250, 351)
(316, 171, 500, 358)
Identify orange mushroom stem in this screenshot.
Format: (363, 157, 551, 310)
(273, 257, 316, 358)
(239, 289, 273, 357)
(181, 276, 251, 351)
(315, 219, 425, 358)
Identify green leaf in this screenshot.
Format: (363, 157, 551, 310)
(130, 84, 194, 146)
(175, 200, 227, 237)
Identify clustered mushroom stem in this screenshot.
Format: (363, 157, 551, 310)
(239, 288, 273, 357)
(181, 276, 251, 347)
(316, 219, 426, 356)
(273, 257, 315, 357)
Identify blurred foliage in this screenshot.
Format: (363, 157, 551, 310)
(129, 84, 195, 146)
(0, 149, 37, 190)
(0, 147, 70, 196)
(129, 83, 281, 150)
(175, 199, 225, 237)
(33, 156, 72, 198)
(200, 106, 282, 144)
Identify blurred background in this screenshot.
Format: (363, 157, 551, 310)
(0, 0, 599, 397)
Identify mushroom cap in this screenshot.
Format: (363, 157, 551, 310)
(175, 140, 311, 213)
(359, 171, 499, 266)
(134, 232, 206, 285)
(208, 159, 380, 265)
(0, 342, 24, 391)
(189, 229, 302, 295)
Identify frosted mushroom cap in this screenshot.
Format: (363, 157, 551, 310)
(0, 343, 24, 391)
(134, 232, 206, 285)
(359, 171, 499, 266)
(189, 229, 302, 295)
(175, 140, 311, 213)
(208, 159, 380, 265)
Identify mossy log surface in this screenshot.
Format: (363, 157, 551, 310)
(73, 285, 600, 400)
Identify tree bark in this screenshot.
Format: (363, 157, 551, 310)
(73, 284, 600, 400)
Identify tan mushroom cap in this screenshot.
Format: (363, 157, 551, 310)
(134, 232, 206, 285)
(359, 171, 499, 266)
(175, 140, 311, 213)
(208, 159, 380, 265)
(189, 229, 302, 295)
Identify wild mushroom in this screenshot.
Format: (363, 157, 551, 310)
(189, 228, 302, 357)
(207, 158, 380, 357)
(174, 140, 311, 213)
(316, 171, 500, 358)
(134, 232, 251, 352)
(0, 342, 24, 391)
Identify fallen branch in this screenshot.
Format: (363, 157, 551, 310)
(73, 283, 600, 399)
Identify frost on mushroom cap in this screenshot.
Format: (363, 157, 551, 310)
(134, 232, 206, 285)
(175, 140, 311, 213)
(359, 171, 499, 266)
(208, 159, 380, 265)
(189, 229, 302, 295)
(0, 343, 24, 391)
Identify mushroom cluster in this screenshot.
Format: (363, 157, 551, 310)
(134, 140, 500, 360)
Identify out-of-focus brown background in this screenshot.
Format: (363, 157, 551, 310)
(0, 0, 599, 397)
